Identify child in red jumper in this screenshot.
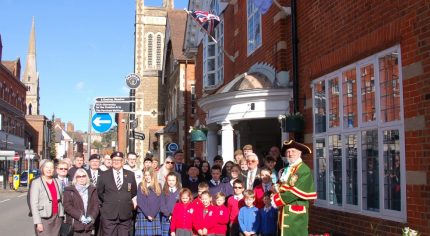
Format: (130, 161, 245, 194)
(209, 192, 229, 236)
(191, 182, 209, 212)
(253, 168, 274, 209)
(227, 179, 245, 236)
(170, 188, 194, 236)
(192, 191, 216, 235)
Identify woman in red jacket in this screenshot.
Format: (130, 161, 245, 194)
(170, 188, 194, 236)
(63, 168, 100, 236)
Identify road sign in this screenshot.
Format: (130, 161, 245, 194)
(13, 153, 19, 161)
(135, 132, 145, 140)
(167, 143, 179, 153)
(94, 102, 132, 113)
(92, 113, 113, 133)
(125, 73, 141, 89)
(96, 97, 132, 102)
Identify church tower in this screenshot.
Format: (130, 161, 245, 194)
(133, 0, 173, 157)
(23, 17, 40, 115)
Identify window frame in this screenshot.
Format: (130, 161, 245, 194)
(246, 0, 262, 55)
(312, 45, 406, 222)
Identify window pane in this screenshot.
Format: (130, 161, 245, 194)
(379, 52, 401, 122)
(345, 134, 358, 205)
(360, 64, 376, 122)
(208, 73, 215, 86)
(328, 134, 342, 206)
(208, 44, 215, 57)
(314, 81, 326, 133)
(208, 58, 215, 71)
(248, 19, 254, 52)
(316, 139, 327, 200)
(383, 129, 401, 211)
(362, 129, 379, 211)
(328, 77, 340, 128)
(342, 69, 358, 128)
(254, 14, 261, 47)
(148, 34, 153, 66)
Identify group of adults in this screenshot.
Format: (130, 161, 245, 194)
(28, 139, 317, 236)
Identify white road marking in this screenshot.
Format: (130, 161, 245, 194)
(18, 194, 27, 198)
(0, 199, 10, 203)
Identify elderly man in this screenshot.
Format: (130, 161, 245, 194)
(68, 152, 85, 181)
(245, 152, 261, 190)
(100, 154, 112, 171)
(272, 140, 317, 236)
(87, 154, 102, 187)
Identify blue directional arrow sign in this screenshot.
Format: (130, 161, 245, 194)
(92, 113, 112, 133)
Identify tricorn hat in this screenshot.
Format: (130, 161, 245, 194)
(281, 140, 312, 156)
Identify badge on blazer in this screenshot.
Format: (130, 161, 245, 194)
(289, 174, 299, 186)
(128, 183, 132, 192)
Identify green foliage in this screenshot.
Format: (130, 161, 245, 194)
(49, 114, 57, 159)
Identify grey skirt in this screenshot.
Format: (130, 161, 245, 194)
(175, 228, 193, 236)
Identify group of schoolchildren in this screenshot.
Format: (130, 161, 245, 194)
(136, 146, 281, 236)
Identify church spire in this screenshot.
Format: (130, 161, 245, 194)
(23, 17, 40, 115)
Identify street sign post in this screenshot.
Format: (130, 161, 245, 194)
(96, 97, 132, 102)
(125, 73, 141, 89)
(135, 132, 145, 140)
(92, 113, 113, 133)
(94, 102, 132, 113)
(167, 143, 179, 153)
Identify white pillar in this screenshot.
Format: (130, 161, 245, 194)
(159, 134, 165, 164)
(206, 128, 218, 165)
(221, 120, 234, 164)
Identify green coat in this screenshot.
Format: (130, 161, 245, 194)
(273, 161, 316, 236)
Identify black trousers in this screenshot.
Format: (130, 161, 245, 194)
(100, 215, 131, 236)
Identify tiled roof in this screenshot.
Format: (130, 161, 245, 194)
(167, 10, 187, 60)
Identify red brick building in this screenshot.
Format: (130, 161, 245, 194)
(185, 0, 429, 234)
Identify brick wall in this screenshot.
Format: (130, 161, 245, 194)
(297, 0, 430, 234)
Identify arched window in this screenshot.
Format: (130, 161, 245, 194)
(148, 34, 153, 67)
(28, 103, 32, 115)
(156, 34, 162, 68)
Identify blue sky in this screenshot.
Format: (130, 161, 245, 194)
(0, 0, 188, 132)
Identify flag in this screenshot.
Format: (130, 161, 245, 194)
(191, 10, 220, 36)
(252, 0, 273, 14)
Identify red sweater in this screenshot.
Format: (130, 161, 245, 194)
(254, 183, 273, 209)
(190, 197, 203, 212)
(227, 195, 245, 224)
(192, 205, 217, 233)
(170, 202, 194, 232)
(210, 205, 229, 234)
(46, 180, 58, 215)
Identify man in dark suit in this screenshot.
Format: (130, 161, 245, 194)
(245, 152, 261, 190)
(68, 152, 85, 182)
(86, 154, 102, 187)
(173, 150, 188, 181)
(97, 151, 137, 236)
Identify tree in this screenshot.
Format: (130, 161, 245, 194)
(49, 114, 57, 159)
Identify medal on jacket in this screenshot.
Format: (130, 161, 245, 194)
(289, 174, 298, 186)
(128, 183, 131, 192)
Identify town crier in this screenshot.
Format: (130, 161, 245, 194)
(272, 140, 317, 236)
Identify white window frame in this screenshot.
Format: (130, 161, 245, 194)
(203, 0, 224, 90)
(147, 33, 154, 69)
(247, 0, 262, 55)
(312, 45, 406, 222)
(156, 33, 163, 70)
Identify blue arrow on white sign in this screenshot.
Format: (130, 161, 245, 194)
(92, 113, 112, 133)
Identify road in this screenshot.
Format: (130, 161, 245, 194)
(0, 190, 35, 235)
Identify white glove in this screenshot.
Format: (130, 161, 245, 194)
(85, 216, 93, 224)
(80, 215, 88, 224)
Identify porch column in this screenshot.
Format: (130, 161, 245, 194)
(221, 120, 234, 164)
(159, 134, 165, 164)
(206, 128, 218, 164)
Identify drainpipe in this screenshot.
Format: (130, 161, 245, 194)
(292, 0, 299, 114)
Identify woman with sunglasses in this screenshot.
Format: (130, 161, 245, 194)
(30, 160, 64, 236)
(158, 156, 176, 186)
(63, 168, 100, 236)
(223, 164, 244, 197)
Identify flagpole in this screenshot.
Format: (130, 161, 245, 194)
(184, 9, 236, 63)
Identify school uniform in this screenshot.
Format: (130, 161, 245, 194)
(135, 184, 162, 236)
(190, 197, 204, 212)
(208, 205, 229, 236)
(253, 183, 273, 209)
(160, 188, 179, 236)
(259, 206, 278, 236)
(238, 205, 260, 235)
(227, 194, 245, 236)
(170, 202, 194, 236)
(182, 177, 200, 198)
(208, 179, 225, 198)
(192, 205, 217, 234)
